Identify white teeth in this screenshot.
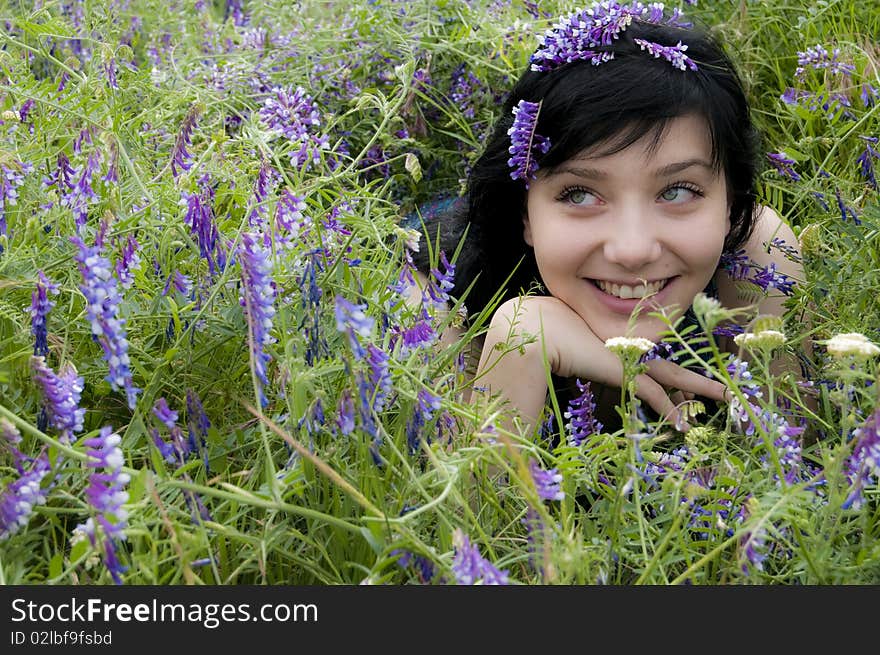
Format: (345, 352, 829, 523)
(595, 279, 667, 299)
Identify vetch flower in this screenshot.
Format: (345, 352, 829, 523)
(238, 232, 277, 407)
(0, 453, 51, 541)
(749, 262, 795, 296)
(451, 528, 510, 585)
(71, 236, 139, 409)
(405, 388, 442, 454)
(529, 459, 564, 501)
(633, 38, 698, 71)
(183, 183, 226, 276)
(259, 86, 329, 170)
(171, 104, 201, 179)
(507, 99, 550, 187)
(31, 356, 85, 442)
(1, 160, 33, 239)
(76, 426, 130, 584)
(114, 235, 141, 290)
(842, 409, 880, 510)
(335, 296, 373, 360)
(30, 271, 59, 357)
(564, 379, 603, 446)
(766, 152, 801, 182)
(825, 332, 880, 360)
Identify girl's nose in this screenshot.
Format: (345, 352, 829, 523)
(602, 208, 663, 271)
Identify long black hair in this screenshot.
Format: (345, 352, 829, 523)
(413, 18, 760, 320)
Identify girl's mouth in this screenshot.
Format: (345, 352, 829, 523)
(590, 277, 672, 300)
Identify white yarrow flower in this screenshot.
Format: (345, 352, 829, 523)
(604, 336, 656, 357)
(734, 329, 786, 350)
(825, 332, 880, 360)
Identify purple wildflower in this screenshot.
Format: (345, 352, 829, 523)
(186, 390, 211, 462)
(114, 235, 141, 289)
(766, 152, 801, 181)
(31, 356, 85, 442)
(275, 189, 308, 243)
(507, 99, 551, 187)
(247, 161, 277, 230)
(451, 529, 510, 585)
(529, 459, 565, 501)
(736, 499, 768, 573)
(769, 237, 802, 263)
(366, 344, 393, 413)
(71, 236, 139, 409)
(405, 388, 442, 454)
(335, 296, 373, 360)
(529, 3, 635, 71)
(749, 262, 795, 295)
(842, 409, 880, 510)
(259, 86, 329, 170)
(720, 249, 752, 281)
(171, 104, 201, 179)
(0, 453, 51, 541)
(336, 390, 356, 436)
(152, 398, 190, 464)
(633, 38, 698, 71)
(795, 44, 855, 80)
(238, 232, 277, 407)
(76, 426, 130, 584)
(426, 251, 456, 307)
(183, 182, 226, 275)
(30, 271, 59, 357)
(1, 418, 22, 448)
(834, 188, 860, 224)
(1, 161, 33, 238)
(856, 136, 878, 189)
(61, 152, 101, 230)
(862, 83, 878, 108)
(564, 379, 603, 446)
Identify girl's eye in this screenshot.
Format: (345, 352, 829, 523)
(558, 186, 600, 206)
(659, 184, 702, 204)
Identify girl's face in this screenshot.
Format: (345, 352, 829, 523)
(523, 114, 730, 342)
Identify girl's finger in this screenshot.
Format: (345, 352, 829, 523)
(633, 373, 691, 431)
(645, 359, 731, 403)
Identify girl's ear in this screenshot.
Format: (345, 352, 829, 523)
(522, 212, 534, 247)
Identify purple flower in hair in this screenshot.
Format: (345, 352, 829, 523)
(633, 38, 698, 71)
(507, 100, 550, 187)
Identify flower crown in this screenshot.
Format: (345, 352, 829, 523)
(508, 2, 699, 185)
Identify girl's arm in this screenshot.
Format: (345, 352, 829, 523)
(474, 295, 732, 435)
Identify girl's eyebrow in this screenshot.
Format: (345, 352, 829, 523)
(555, 158, 714, 180)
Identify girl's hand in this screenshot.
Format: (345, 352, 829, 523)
(476, 295, 731, 431)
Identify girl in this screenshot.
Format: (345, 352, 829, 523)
(406, 3, 803, 435)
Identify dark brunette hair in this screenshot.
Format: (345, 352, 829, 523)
(413, 18, 760, 318)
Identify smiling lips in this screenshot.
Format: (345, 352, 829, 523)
(592, 278, 671, 300)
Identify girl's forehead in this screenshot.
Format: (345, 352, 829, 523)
(563, 114, 714, 166)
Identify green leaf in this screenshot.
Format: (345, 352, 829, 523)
(48, 552, 63, 579)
